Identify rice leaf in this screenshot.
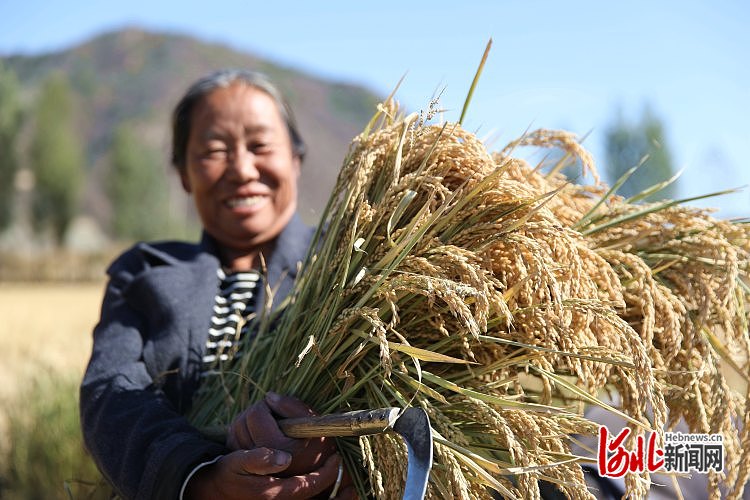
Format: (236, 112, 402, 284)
(459, 38, 492, 125)
(530, 366, 653, 430)
(582, 188, 742, 235)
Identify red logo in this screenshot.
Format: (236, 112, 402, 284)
(597, 426, 665, 477)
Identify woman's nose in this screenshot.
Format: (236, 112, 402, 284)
(227, 148, 259, 182)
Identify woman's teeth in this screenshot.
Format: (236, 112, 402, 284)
(227, 196, 265, 208)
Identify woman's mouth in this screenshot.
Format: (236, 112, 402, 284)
(226, 195, 267, 208)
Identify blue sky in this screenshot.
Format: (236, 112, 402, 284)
(1, 1, 748, 216)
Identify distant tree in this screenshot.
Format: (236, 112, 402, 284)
(604, 106, 677, 200)
(108, 123, 169, 240)
(539, 147, 586, 184)
(29, 74, 85, 243)
(0, 62, 23, 230)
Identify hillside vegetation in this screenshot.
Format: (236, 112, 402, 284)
(1, 28, 381, 247)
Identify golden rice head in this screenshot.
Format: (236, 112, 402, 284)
(476, 215, 658, 422)
(596, 248, 686, 370)
(588, 203, 747, 391)
(727, 381, 750, 500)
(495, 155, 609, 228)
(359, 435, 384, 498)
(401, 124, 497, 186)
(371, 432, 408, 499)
(443, 151, 664, 432)
(499, 129, 600, 185)
(468, 399, 595, 499)
(587, 203, 749, 498)
(428, 442, 478, 500)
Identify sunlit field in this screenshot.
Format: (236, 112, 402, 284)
(0, 282, 104, 398)
(0, 282, 110, 499)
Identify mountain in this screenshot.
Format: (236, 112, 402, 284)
(1, 27, 381, 237)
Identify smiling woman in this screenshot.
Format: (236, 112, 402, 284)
(179, 82, 301, 270)
(79, 69, 355, 500)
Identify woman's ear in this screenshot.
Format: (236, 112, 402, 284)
(179, 169, 192, 193)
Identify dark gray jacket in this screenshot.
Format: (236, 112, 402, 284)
(80, 214, 315, 500)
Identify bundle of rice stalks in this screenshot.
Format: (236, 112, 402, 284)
(189, 100, 692, 499)
(495, 142, 750, 499)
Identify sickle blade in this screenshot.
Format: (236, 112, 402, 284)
(392, 407, 433, 500)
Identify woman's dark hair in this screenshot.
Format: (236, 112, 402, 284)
(171, 69, 306, 171)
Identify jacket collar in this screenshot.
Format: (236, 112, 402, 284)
(197, 213, 314, 309)
(199, 213, 310, 275)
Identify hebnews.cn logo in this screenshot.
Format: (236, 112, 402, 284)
(597, 426, 724, 478)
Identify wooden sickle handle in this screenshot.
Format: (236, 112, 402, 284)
(279, 407, 400, 438)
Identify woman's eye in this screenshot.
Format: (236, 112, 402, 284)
(205, 148, 228, 159)
(250, 142, 270, 153)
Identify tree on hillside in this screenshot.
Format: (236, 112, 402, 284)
(108, 123, 170, 240)
(604, 106, 677, 201)
(0, 62, 23, 231)
(539, 146, 586, 184)
(29, 74, 85, 243)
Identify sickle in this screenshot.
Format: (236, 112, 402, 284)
(279, 407, 433, 500)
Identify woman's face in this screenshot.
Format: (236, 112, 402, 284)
(181, 83, 300, 258)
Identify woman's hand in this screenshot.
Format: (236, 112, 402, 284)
(210, 392, 357, 499)
(227, 392, 336, 476)
(183, 448, 348, 500)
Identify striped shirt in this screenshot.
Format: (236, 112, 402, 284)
(181, 268, 262, 499)
(203, 267, 261, 367)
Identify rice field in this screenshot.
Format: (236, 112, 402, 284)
(0, 282, 103, 400)
(0, 281, 111, 499)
